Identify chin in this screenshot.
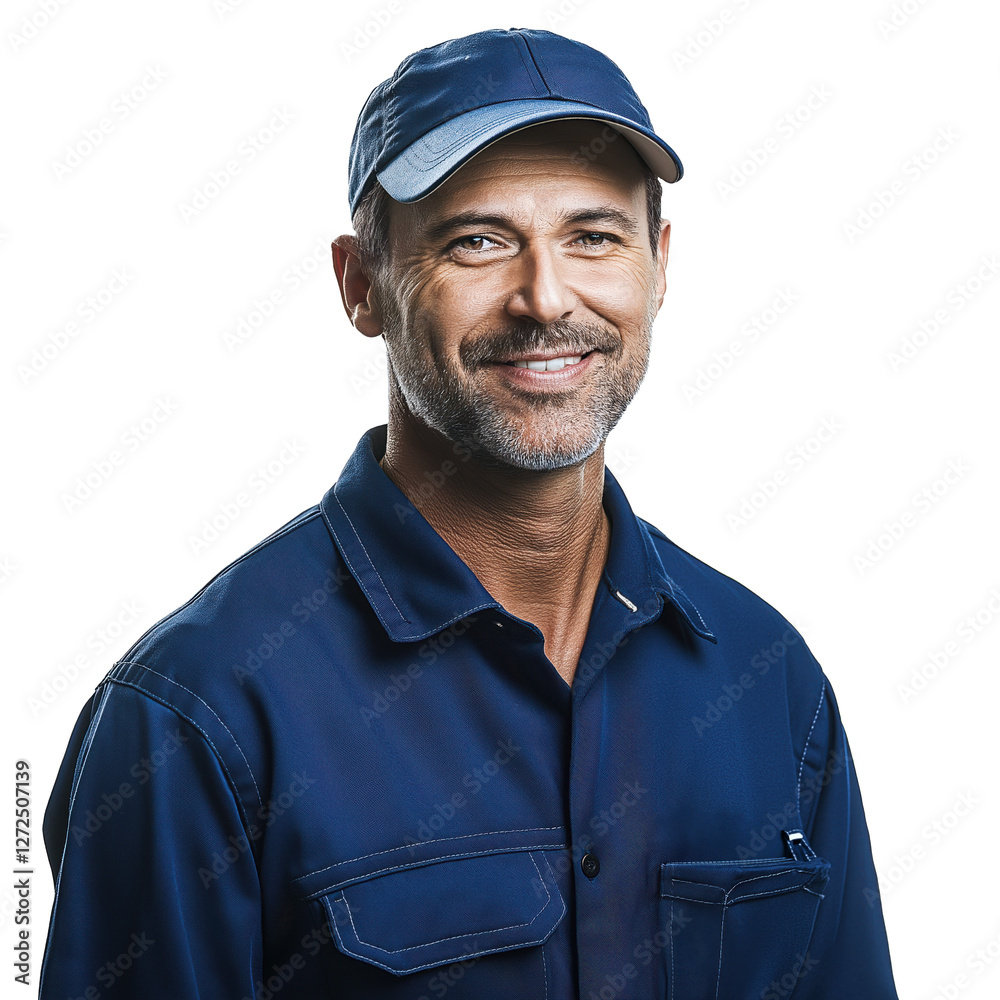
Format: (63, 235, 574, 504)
(480, 426, 605, 472)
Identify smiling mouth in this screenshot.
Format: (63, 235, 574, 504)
(496, 350, 596, 372)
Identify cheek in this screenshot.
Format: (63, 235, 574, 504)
(576, 259, 656, 326)
(410, 268, 500, 332)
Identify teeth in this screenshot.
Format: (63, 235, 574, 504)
(511, 354, 584, 371)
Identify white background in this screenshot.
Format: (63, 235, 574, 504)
(3, 0, 999, 996)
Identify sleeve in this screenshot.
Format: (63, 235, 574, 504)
(39, 679, 263, 999)
(794, 672, 900, 999)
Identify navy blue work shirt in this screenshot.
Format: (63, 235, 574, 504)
(40, 424, 898, 998)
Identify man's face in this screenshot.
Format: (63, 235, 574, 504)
(372, 120, 668, 471)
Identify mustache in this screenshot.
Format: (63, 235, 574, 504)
(461, 320, 620, 366)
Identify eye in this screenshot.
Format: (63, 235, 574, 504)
(576, 232, 618, 247)
(451, 234, 501, 252)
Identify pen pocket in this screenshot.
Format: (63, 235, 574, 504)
(659, 830, 830, 1000)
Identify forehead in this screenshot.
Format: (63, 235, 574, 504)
(393, 120, 648, 229)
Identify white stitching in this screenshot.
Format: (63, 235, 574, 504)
(293, 825, 565, 881)
(797, 679, 826, 814)
(304, 842, 566, 896)
(329, 491, 409, 622)
(668, 579, 711, 633)
(663, 865, 825, 904)
(714, 901, 726, 1000)
(326, 853, 559, 975)
(665, 856, 808, 868)
(348, 851, 552, 952)
(118, 662, 263, 811)
(668, 899, 676, 1000)
(108, 677, 262, 823)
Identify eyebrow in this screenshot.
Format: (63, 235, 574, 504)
(422, 205, 641, 244)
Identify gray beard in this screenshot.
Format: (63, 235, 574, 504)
(380, 297, 653, 471)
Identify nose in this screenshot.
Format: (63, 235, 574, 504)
(504, 243, 577, 325)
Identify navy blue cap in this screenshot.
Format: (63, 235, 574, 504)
(347, 27, 683, 216)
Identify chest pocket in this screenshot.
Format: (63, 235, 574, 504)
(303, 840, 567, 998)
(660, 831, 830, 1000)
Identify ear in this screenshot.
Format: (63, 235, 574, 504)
(653, 219, 671, 311)
(331, 235, 383, 338)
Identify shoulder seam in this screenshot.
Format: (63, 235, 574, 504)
(796, 678, 827, 815)
(104, 674, 263, 847)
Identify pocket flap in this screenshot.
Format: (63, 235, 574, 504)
(322, 848, 566, 976)
(661, 856, 830, 905)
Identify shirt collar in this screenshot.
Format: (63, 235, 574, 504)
(321, 425, 716, 645)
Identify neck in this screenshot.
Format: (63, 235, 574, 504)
(379, 413, 610, 636)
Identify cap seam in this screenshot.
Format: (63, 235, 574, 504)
(383, 79, 397, 174)
(511, 30, 550, 97)
(517, 29, 555, 97)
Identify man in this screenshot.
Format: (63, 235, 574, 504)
(39, 28, 899, 999)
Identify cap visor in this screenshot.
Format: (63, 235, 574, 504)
(376, 99, 682, 204)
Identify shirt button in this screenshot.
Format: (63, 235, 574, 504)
(581, 852, 600, 878)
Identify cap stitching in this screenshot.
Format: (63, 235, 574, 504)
(397, 104, 624, 172)
(510, 30, 547, 95)
(519, 30, 556, 97)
